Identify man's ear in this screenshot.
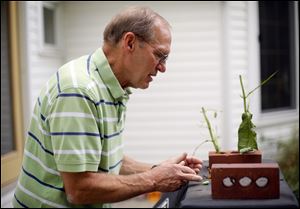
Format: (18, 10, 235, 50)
(123, 32, 136, 51)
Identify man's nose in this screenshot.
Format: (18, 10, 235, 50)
(156, 63, 166, 73)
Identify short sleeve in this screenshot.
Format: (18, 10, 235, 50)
(47, 87, 102, 172)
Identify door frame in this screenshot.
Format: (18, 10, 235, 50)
(1, 1, 24, 187)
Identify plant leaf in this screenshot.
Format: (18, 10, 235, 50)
(238, 112, 258, 152)
(240, 147, 253, 153)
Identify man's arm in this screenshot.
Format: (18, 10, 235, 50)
(61, 154, 202, 205)
(120, 153, 203, 175)
(120, 155, 152, 175)
(61, 170, 155, 205)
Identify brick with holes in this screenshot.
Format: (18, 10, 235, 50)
(211, 163, 279, 199)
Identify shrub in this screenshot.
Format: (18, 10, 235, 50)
(277, 127, 299, 202)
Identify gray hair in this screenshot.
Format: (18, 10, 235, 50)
(103, 6, 171, 45)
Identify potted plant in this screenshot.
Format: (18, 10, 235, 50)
(193, 72, 280, 199)
(194, 72, 277, 168)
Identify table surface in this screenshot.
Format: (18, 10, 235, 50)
(154, 160, 299, 208)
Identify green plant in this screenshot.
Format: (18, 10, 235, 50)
(192, 107, 221, 155)
(238, 72, 277, 153)
(277, 127, 299, 202)
(193, 72, 277, 156)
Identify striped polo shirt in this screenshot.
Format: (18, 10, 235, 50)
(13, 48, 131, 208)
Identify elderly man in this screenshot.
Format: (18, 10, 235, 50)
(13, 6, 202, 208)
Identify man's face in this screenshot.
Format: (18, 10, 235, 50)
(128, 22, 171, 89)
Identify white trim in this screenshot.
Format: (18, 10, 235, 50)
(295, 1, 299, 117)
(18, 2, 32, 136)
(256, 110, 298, 128)
(247, 1, 260, 122)
(221, 1, 229, 150)
(221, 1, 234, 150)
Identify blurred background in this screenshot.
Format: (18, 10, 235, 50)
(1, 1, 299, 207)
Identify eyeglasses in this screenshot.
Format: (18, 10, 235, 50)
(135, 34, 169, 65)
(144, 41, 169, 65)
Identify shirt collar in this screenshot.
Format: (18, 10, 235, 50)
(92, 48, 132, 100)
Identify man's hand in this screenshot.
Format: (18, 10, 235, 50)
(149, 163, 202, 192)
(148, 153, 203, 192)
(180, 153, 203, 174)
(159, 152, 203, 174)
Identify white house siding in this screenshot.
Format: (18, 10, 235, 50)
(19, 2, 64, 131)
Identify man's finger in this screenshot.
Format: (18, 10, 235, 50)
(179, 160, 186, 166)
(193, 168, 200, 174)
(174, 152, 187, 164)
(186, 156, 203, 165)
(182, 173, 202, 181)
(189, 164, 202, 169)
(180, 164, 196, 174)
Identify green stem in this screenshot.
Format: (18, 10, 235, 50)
(192, 139, 210, 156)
(201, 107, 220, 153)
(239, 75, 247, 113)
(246, 71, 278, 98)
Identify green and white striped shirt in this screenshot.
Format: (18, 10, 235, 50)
(13, 48, 131, 208)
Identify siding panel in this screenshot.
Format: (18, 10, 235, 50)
(25, 2, 64, 113)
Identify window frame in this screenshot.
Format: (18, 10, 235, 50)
(248, 1, 299, 128)
(259, 1, 296, 112)
(38, 1, 62, 57)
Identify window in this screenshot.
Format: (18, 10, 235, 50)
(43, 6, 55, 45)
(39, 2, 62, 56)
(258, 1, 296, 112)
